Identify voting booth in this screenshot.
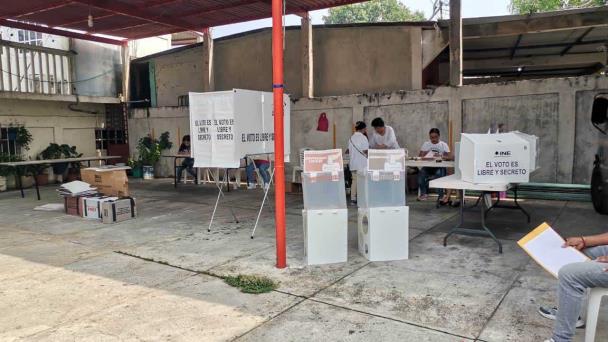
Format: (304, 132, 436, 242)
(189, 89, 290, 168)
(458, 133, 533, 184)
(302, 149, 348, 265)
(357, 149, 409, 262)
(188, 89, 290, 233)
(512, 131, 540, 172)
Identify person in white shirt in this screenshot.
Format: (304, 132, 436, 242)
(369, 118, 399, 149)
(417, 128, 452, 202)
(347, 121, 369, 204)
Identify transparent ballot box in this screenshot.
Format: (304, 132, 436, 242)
(357, 149, 407, 208)
(302, 149, 347, 210)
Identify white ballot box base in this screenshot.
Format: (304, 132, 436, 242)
(303, 209, 348, 265)
(358, 206, 409, 261)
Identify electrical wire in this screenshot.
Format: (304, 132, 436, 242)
(0, 68, 115, 84)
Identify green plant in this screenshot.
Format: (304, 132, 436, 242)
(158, 131, 173, 151)
(0, 153, 24, 177)
(137, 136, 161, 165)
(136, 133, 171, 166)
(15, 127, 32, 151)
(127, 157, 142, 169)
(39, 143, 82, 160)
(224, 274, 278, 294)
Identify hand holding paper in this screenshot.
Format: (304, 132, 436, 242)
(518, 223, 590, 278)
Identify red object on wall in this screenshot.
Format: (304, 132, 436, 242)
(317, 112, 329, 132)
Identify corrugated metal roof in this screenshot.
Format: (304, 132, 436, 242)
(0, 0, 368, 43)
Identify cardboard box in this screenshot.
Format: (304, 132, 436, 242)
(64, 196, 84, 216)
(459, 133, 531, 184)
(101, 197, 137, 224)
(81, 167, 129, 197)
(82, 196, 119, 220)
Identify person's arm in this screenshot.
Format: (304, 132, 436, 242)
(419, 142, 429, 157)
(443, 143, 453, 160)
(564, 232, 608, 251)
(387, 128, 399, 149)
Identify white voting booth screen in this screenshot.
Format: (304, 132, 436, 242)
(188, 89, 291, 168)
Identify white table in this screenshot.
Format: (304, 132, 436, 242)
(0, 156, 121, 200)
(405, 159, 455, 169)
(429, 175, 530, 253)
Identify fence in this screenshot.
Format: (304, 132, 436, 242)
(0, 39, 74, 95)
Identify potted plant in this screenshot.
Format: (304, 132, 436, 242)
(0, 153, 24, 191)
(39, 143, 82, 182)
(136, 132, 172, 180)
(128, 158, 143, 178)
(137, 136, 161, 180)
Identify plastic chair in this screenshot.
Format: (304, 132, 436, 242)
(585, 287, 608, 342)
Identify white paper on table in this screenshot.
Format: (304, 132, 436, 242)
(423, 151, 435, 159)
(60, 181, 94, 194)
(518, 222, 590, 278)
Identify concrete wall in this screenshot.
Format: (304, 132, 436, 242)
(154, 46, 204, 107)
(128, 75, 608, 185)
(72, 40, 122, 98)
(0, 98, 105, 159)
(144, 25, 423, 105)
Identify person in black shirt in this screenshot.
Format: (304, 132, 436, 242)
(176, 135, 196, 183)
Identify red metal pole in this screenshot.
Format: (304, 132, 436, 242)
(272, 0, 287, 268)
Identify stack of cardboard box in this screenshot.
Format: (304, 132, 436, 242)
(60, 166, 136, 223)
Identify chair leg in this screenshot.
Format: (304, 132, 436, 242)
(585, 290, 603, 342)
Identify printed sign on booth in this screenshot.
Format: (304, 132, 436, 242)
(189, 89, 290, 168)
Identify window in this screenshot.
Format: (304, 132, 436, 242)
(17, 30, 43, 46)
(0, 126, 23, 156)
(95, 128, 126, 150)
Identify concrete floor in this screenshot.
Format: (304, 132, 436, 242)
(0, 179, 606, 341)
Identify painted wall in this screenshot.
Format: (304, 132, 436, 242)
(0, 98, 105, 159)
(128, 75, 608, 185)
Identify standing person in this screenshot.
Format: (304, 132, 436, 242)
(347, 121, 369, 204)
(539, 232, 608, 342)
(417, 128, 452, 202)
(176, 135, 196, 183)
(246, 158, 271, 190)
(369, 117, 399, 149)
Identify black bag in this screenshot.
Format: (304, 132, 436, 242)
(344, 164, 352, 189)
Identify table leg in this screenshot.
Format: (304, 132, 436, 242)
(513, 186, 531, 223)
(225, 169, 230, 192)
(443, 190, 503, 253)
(484, 186, 530, 223)
(16, 167, 24, 198)
(87, 161, 91, 167)
(174, 157, 178, 188)
(33, 170, 41, 201)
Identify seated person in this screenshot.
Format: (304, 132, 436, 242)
(246, 158, 271, 190)
(417, 128, 452, 202)
(540, 232, 608, 342)
(176, 135, 196, 183)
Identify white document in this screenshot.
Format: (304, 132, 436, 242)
(518, 223, 590, 278)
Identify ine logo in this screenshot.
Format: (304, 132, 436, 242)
(494, 151, 511, 157)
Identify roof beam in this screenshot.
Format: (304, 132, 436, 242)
(464, 52, 606, 71)
(464, 39, 607, 53)
(71, 0, 204, 33)
(455, 6, 608, 38)
(0, 18, 125, 45)
(560, 27, 594, 56)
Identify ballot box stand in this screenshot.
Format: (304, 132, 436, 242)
(357, 149, 409, 262)
(302, 149, 348, 265)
